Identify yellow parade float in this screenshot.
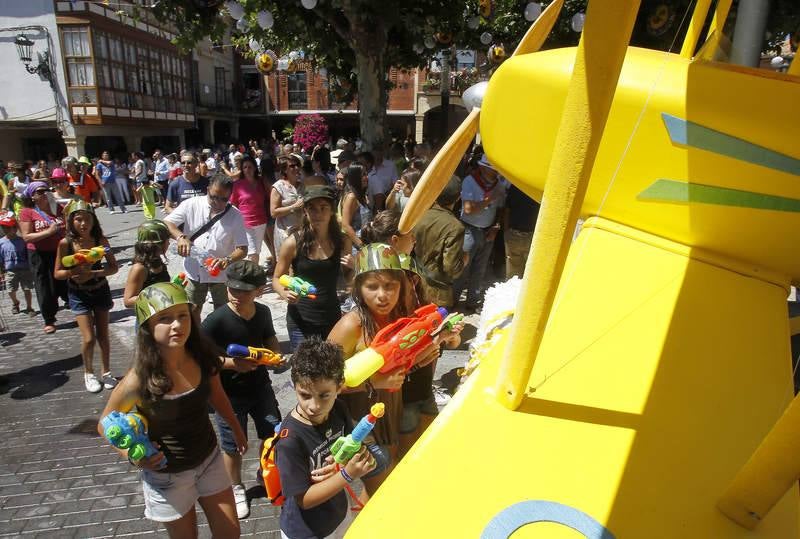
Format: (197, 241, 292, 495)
(348, 0, 800, 537)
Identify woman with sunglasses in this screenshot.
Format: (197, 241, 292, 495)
(270, 153, 304, 256)
(17, 181, 68, 333)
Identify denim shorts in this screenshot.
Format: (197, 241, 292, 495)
(399, 395, 438, 434)
(68, 281, 113, 315)
(141, 448, 231, 522)
(214, 390, 282, 454)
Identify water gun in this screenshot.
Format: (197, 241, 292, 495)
(171, 272, 187, 287)
(188, 246, 220, 276)
(331, 403, 385, 465)
(100, 411, 165, 468)
(431, 312, 465, 337)
(343, 303, 448, 388)
(62, 246, 105, 268)
(279, 274, 317, 299)
(260, 424, 286, 506)
(226, 344, 284, 368)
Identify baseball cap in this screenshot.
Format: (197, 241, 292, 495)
(78, 156, 91, 166)
(302, 185, 336, 203)
(50, 167, 67, 180)
(226, 260, 267, 291)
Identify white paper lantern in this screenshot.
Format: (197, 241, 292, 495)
(412, 43, 424, 54)
(524, 2, 542, 22)
(480, 31, 492, 45)
(235, 17, 249, 32)
(424, 36, 436, 49)
(301, 0, 318, 9)
(571, 12, 586, 32)
(248, 38, 261, 52)
(288, 50, 300, 61)
(771, 56, 785, 67)
(225, 1, 245, 20)
(277, 58, 289, 71)
(257, 10, 274, 30)
(319, 67, 328, 77)
(467, 16, 480, 30)
(462, 81, 488, 112)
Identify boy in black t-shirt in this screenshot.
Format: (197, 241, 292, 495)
(202, 260, 283, 520)
(277, 339, 377, 539)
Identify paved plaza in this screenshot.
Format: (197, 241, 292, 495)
(0, 207, 472, 538)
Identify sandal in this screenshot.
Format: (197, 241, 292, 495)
(43, 325, 56, 334)
(11, 303, 20, 314)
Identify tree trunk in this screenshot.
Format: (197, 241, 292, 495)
(341, 1, 388, 153)
(354, 48, 387, 152)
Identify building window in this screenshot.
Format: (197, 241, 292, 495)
(215, 67, 228, 107)
(61, 26, 97, 107)
(288, 72, 307, 109)
(90, 29, 193, 115)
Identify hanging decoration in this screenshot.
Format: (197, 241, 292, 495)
(424, 36, 436, 49)
(646, 3, 676, 37)
(570, 12, 585, 32)
(435, 32, 453, 45)
(248, 38, 261, 53)
(523, 2, 542, 22)
(236, 17, 249, 32)
(224, 0, 245, 20)
(301, 0, 318, 9)
(480, 31, 493, 45)
(257, 10, 274, 30)
(467, 16, 480, 30)
(255, 50, 278, 74)
(478, 0, 493, 19)
(488, 43, 506, 65)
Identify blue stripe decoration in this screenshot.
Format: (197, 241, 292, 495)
(482, 500, 616, 539)
(662, 113, 800, 176)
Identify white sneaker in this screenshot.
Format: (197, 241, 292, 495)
(232, 484, 249, 519)
(109, 210, 117, 214)
(101, 372, 117, 389)
(84, 373, 102, 393)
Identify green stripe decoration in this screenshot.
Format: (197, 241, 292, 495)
(638, 179, 800, 213)
(662, 113, 800, 177)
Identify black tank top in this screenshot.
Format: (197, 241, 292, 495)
(136, 367, 217, 473)
(288, 236, 341, 328)
(142, 264, 171, 290)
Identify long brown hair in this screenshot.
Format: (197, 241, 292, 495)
(134, 310, 222, 402)
(295, 198, 344, 258)
(353, 269, 410, 342)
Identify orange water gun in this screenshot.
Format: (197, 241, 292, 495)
(343, 304, 449, 389)
(62, 246, 105, 268)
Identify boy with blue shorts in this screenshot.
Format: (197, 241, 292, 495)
(202, 260, 283, 519)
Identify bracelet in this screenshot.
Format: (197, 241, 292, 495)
(340, 467, 354, 483)
(178, 234, 187, 241)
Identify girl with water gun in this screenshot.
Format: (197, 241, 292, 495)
(328, 243, 463, 501)
(98, 282, 245, 538)
(123, 220, 175, 308)
(54, 200, 118, 393)
(361, 212, 464, 457)
(272, 185, 353, 351)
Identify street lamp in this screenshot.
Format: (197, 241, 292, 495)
(14, 34, 54, 84)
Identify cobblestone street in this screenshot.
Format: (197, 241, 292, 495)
(0, 208, 472, 537)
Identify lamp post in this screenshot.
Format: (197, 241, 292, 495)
(14, 34, 54, 88)
(439, 47, 451, 145)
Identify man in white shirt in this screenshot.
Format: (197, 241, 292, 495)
(204, 149, 217, 172)
(361, 146, 398, 213)
(164, 175, 248, 311)
(152, 149, 170, 203)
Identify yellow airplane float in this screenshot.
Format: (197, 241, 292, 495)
(348, 0, 800, 537)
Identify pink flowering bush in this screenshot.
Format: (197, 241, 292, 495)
(293, 114, 329, 152)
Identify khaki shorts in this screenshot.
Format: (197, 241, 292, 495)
(141, 448, 231, 522)
(5, 269, 34, 292)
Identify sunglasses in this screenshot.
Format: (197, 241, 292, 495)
(34, 189, 49, 195)
(288, 163, 300, 169)
(181, 161, 196, 166)
(208, 194, 229, 203)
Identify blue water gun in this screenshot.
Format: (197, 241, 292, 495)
(100, 411, 165, 468)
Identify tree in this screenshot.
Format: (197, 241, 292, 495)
(153, 1, 798, 150)
(152, 0, 561, 150)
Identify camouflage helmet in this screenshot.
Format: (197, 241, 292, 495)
(137, 219, 170, 244)
(354, 243, 405, 279)
(63, 199, 94, 220)
(398, 253, 421, 278)
(135, 282, 192, 326)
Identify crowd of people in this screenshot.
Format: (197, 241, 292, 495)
(0, 135, 539, 538)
